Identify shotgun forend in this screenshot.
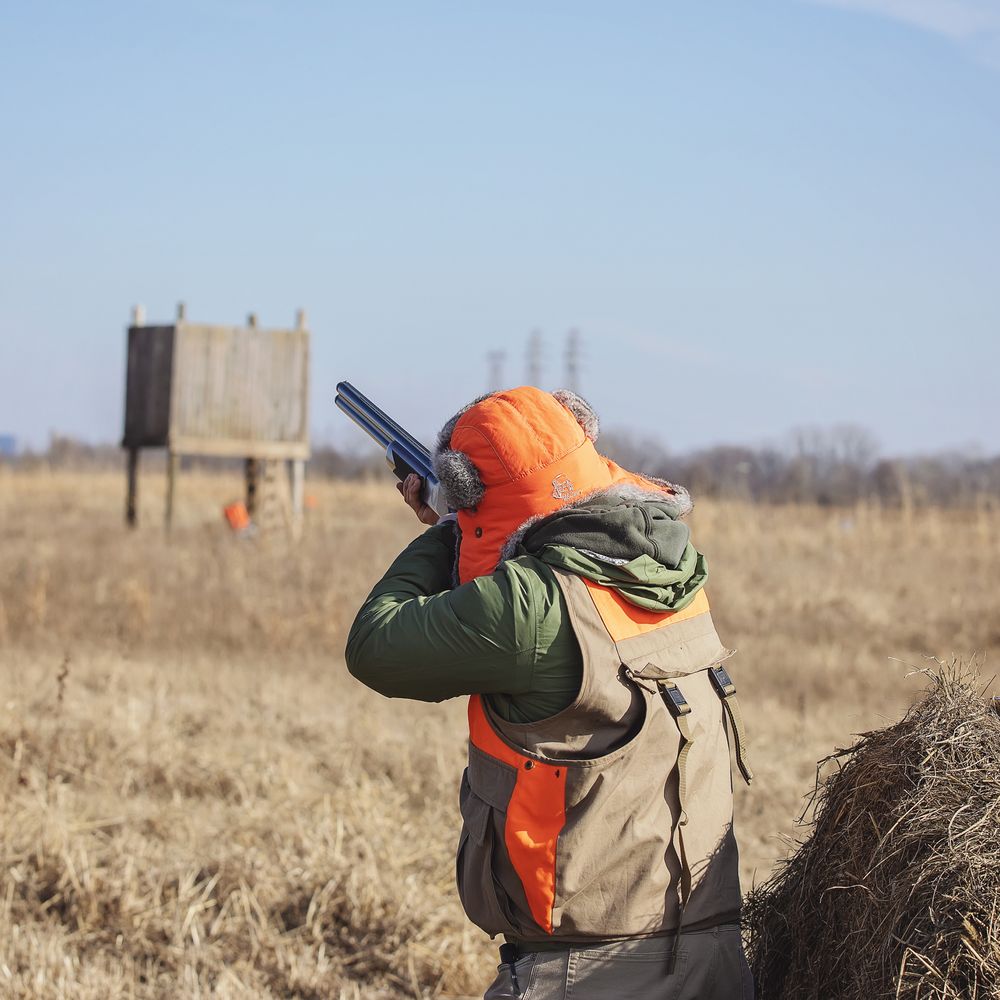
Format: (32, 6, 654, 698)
(334, 382, 449, 517)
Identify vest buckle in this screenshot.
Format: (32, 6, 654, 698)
(659, 680, 692, 717)
(709, 664, 737, 698)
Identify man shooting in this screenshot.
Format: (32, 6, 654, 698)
(346, 386, 754, 999)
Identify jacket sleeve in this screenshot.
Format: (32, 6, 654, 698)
(344, 522, 541, 702)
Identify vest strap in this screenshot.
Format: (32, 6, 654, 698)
(658, 678, 694, 974)
(658, 680, 694, 827)
(709, 665, 754, 786)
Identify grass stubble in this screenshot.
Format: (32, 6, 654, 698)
(1, 468, 998, 998)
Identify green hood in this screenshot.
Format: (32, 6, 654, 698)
(512, 492, 707, 613)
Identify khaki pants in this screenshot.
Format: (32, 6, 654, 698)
(483, 925, 753, 1000)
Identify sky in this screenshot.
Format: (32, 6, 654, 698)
(1, 0, 998, 457)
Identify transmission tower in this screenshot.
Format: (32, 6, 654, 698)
(564, 329, 581, 393)
(487, 350, 506, 391)
(526, 329, 543, 386)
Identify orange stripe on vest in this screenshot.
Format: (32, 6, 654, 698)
(582, 581, 711, 642)
(467, 695, 567, 934)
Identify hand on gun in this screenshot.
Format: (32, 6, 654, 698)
(397, 473, 441, 526)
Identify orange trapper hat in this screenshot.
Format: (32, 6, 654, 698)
(438, 386, 663, 583)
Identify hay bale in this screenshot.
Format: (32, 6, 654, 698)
(744, 664, 1000, 1000)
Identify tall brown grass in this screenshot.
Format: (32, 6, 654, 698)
(1, 468, 998, 998)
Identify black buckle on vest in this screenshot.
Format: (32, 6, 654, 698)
(709, 665, 736, 698)
(659, 682, 692, 717)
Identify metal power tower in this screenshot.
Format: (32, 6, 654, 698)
(487, 350, 506, 391)
(526, 329, 543, 386)
(564, 328, 581, 393)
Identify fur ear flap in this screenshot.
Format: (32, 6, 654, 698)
(552, 389, 599, 442)
(434, 394, 492, 510)
(434, 449, 486, 510)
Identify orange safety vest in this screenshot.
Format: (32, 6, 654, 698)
(457, 572, 753, 942)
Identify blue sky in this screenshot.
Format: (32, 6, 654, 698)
(1, 0, 997, 456)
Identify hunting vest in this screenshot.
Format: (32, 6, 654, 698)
(456, 570, 753, 944)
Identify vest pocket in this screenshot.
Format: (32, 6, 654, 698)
(457, 769, 521, 938)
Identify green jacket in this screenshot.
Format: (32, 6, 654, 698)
(345, 494, 707, 724)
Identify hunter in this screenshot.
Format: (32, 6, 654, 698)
(346, 386, 754, 1000)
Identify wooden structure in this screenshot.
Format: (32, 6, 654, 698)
(122, 303, 310, 530)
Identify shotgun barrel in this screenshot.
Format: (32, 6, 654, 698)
(335, 382, 448, 517)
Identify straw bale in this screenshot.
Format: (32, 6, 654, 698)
(744, 664, 1000, 1000)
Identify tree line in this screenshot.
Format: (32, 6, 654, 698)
(599, 425, 999, 508)
(5, 428, 998, 509)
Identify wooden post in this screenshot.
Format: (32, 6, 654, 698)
(290, 459, 305, 539)
(126, 448, 139, 527)
(165, 451, 179, 530)
(245, 457, 259, 517)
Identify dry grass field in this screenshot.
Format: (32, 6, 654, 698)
(1, 467, 998, 998)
